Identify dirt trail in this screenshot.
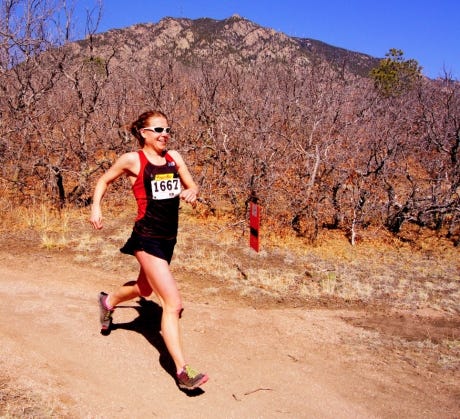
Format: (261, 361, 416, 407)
(0, 248, 458, 418)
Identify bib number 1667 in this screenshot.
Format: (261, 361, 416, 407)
(151, 175, 181, 200)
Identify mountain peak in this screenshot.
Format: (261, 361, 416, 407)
(76, 16, 379, 76)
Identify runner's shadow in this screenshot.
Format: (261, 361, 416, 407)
(111, 297, 204, 396)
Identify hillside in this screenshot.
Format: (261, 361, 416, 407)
(72, 15, 380, 76)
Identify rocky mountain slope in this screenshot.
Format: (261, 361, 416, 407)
(72, 15, 380, 76)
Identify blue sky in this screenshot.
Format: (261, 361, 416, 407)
(76, 0, 459, 79)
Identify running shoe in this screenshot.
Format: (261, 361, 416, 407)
(98, 292, 114, 332)
(177, 365, 209, 390)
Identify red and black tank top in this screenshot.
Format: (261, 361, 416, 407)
(132, 150, 181, 239)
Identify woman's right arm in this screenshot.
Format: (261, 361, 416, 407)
(89, 152, 137, 230)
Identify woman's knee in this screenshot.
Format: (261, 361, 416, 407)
(162, 298, 183, 317)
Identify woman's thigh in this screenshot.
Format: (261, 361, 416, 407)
(135, 251, 181, 308)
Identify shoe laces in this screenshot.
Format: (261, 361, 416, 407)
(102, 310, 113, 321)
(184, 365, 199, 379)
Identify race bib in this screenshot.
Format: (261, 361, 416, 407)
(151, 173, 181, 200)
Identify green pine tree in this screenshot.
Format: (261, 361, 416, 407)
(370, 48, 422, 97)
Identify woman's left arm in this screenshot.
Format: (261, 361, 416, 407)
(170, 150, 199, 205)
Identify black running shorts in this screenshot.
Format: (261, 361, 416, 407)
(120, 230, 176, 264)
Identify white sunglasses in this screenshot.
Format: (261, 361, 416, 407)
(142, 126, 171, 134)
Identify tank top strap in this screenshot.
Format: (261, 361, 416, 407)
(164, 151, 181, 171)
(138, 149, 148, 166)
(132, 150, 148, 202)
(164, 151, 174, 164)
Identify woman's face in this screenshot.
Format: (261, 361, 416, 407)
(141, 116, 171, 152)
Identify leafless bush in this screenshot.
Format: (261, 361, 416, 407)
(0, 8, 458, 244)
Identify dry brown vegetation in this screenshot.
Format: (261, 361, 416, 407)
(1, 199, 458, 314)
(1, 1, 459, 247)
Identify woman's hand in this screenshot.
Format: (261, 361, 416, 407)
(180, 188, 198, 207)
(90, 205, 104, 230)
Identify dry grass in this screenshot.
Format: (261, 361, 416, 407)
(173, 206, 459, 314)
(1, 198, 459, 313)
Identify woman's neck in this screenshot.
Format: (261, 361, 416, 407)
(143, 147, 166, 163)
